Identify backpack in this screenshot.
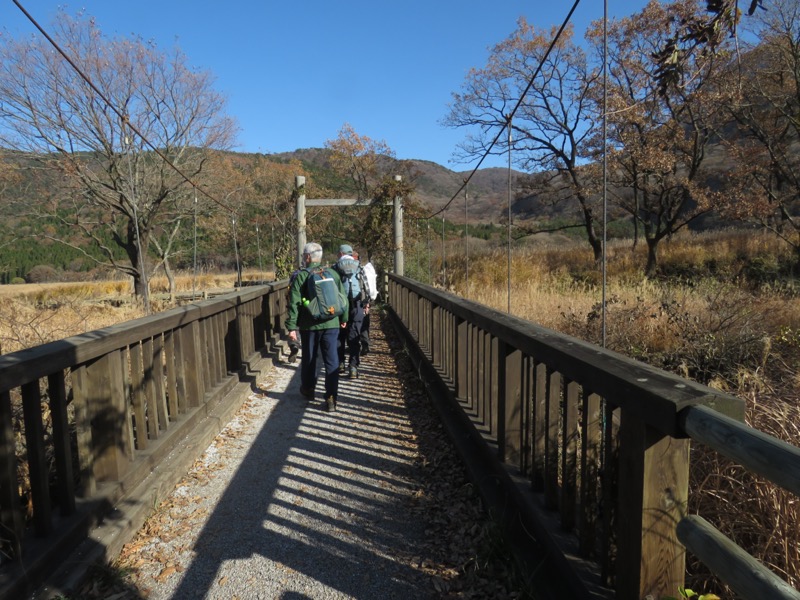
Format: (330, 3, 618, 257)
(302, 267, 347, 322)
(335, 257, 371, 302)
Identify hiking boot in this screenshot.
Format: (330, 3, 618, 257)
(299, 385, 314, 399)
(287, 345, 299, 364)
(325, 395, 337, 412)
(349, 365, 359, 379)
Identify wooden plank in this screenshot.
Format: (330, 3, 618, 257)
(152, 335, 168, 432)
(455, 319, 468, 401)
(640, 433, 689, 599)
(469, 324, 479, 413)
(600, 403, 618, 586)
(489, 335, 499, 438)
(246, 298, 256, 356)
(87, 351, 130, 481)
(212, 313, 224, 382)
(521, 355, 534, 476)
(21, 380, 52, 535)
(477, 329, 485, 427)
(544, 368, 561, 510)
(677, 515, 800, 600)
(532, 361, 547, 491)
(502, 347, 523, 469)
(142, 337, 159, 441)
(579, 391, 602, 557)
(173, 325, 189, 413)
(47, 371, 75, 516)
(120, 348, 135, 459)
(129, 342, 148, 450)
(484, 331, 493, 430)
(681, 404, 800, 496)
(199, 320, 212, 391)
(182, 321, 202, 407)
(616, 412, 688, 600)
(305, 197, 390, 206)
(164, 330, 179, 419)
(70, 364, 95, 497)
(561, 379, 579, 531)
(0, 390, 23, 558)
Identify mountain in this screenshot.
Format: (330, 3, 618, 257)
(272, 148, 522, 223)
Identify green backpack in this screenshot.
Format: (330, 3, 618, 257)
(302, 267, 347, 321)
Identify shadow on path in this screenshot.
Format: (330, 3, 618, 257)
(165, 323, 432, 599)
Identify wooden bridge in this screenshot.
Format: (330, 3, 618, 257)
(1, 275, 799, 599)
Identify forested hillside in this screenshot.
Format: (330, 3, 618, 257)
(0, 148, 517, 283)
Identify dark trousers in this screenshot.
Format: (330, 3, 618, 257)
(360, 311, 371, 351)
(300, 328, 340, 399)
(339, 301, 364, 367)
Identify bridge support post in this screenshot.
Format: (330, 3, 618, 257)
(616, 416, 689, 600)
(296, 176, 306, 269)
(393, 175, 404, 276)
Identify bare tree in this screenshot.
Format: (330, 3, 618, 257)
(0, 10, 237, 301)
(444, 19, 605, 261)
(720, 0, 800, 269)
(588, 0, 730, 276)
(324, 124, 419, 268)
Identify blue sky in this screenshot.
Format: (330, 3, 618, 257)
(5, 1, 650, 169)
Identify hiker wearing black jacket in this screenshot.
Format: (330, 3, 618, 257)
(334, 244, 369, 379)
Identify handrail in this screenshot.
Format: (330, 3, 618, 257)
(0, 281, 291, 599)
(677, 516, 800, 600)
(386, 273, 800, 600)
(680, 404, 800, 497)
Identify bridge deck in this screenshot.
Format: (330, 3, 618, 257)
(70, 314, 525, 599)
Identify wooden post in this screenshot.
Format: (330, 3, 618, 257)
(393, 175, 404, 276)
(82, 351, 130, 482)
(296, 176, 306, 268)
(0, 390, 24, 556)
(616, 412, 689, 600)
(500, 344, 523, 467)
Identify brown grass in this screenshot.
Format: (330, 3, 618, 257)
(0, 271, 262, 355)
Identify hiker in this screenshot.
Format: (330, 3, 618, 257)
(356, 251, 378, 356)
(285, 242, 348, 412)
(334, 244, 370, 378)
(285, 268, 302, 363)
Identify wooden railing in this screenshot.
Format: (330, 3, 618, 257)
(387, 274, 800, 600)
(0, 282, 290, 599)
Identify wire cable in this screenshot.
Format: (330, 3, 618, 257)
(425, 0, 581, 220)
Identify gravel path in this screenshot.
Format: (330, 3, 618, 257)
(109, 314, 451, 600)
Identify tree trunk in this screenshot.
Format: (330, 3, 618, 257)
(645, 238, 659, 278)
(125, 236, 150, 311)
(163, 258, 176, 302)
(582, 205, 603, 263)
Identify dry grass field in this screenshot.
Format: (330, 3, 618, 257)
(0, 271, 271, 355)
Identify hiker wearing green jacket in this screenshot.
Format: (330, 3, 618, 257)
(285, 242, 348, 412)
